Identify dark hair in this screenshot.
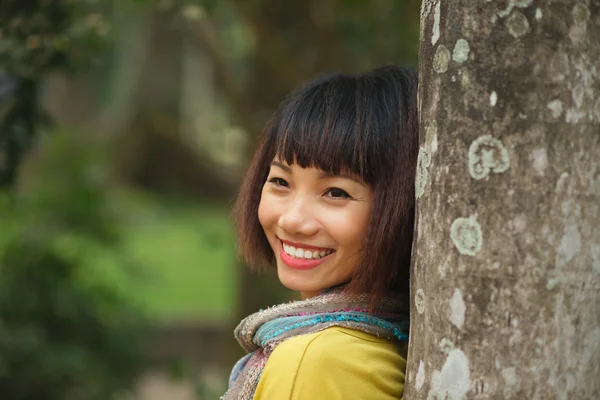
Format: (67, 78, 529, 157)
(234, 66, 418, 301)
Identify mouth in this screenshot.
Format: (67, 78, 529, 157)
(278, 239, 335, 270)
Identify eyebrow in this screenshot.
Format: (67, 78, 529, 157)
(271, 161, 292, 173)
(270, 161, 364, 185)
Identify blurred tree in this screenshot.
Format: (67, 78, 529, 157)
(406, 1, 599, 398)
(5, 0, 422, 372)
(0, 0, 106, 189)
(0, 132, 148, 400)
(185, 0, 420, 140)
(0, 2, 148, 399)
(57, 0, 420, 330)
(0, 72, 36, 188)
(8, 0, 420, 202)
(85, 0, 420, 202)
(110, 6, 238, 201)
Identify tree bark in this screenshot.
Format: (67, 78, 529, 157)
(406, 1, 600, 399)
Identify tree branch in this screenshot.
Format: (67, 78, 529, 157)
(177, 12, 257, 137)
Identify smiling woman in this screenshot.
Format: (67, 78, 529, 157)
(223, 66, 418, 400)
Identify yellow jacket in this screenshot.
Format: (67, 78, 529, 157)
(254, 326, 407, 399)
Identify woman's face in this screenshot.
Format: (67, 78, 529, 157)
(258, 159, 373, 299)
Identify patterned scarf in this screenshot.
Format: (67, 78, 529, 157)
(221, 288, 410, 400)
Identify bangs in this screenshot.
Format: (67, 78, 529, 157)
(265, 73, 387, 184)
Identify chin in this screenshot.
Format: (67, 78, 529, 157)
(276, 263, 325, 294)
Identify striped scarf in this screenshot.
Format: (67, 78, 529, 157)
(221, 288, 410, 400)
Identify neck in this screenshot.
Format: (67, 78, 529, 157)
(300, 290, 322, 300)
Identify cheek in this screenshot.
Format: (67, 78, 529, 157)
(326, 207, 371, 249)
(257, 190, 277, 231)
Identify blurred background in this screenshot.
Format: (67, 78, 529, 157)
(0, 0, 418, 398)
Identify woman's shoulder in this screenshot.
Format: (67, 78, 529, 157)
(254, 327, 407, 399)
(271, 326, 407, 370)
(276, 325, 406, 354)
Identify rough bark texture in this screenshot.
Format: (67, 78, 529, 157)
(405, 1, 600, 399)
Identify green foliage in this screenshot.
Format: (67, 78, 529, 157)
(335, 0, 420, 69)
(105, 193, 237, 321)
(0, 76, 39, 189)
(0, 0, 109, 77)
(0, 131, 148, 400)
(0, 0, 110, 188)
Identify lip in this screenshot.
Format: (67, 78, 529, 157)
(278, 240, 334, 270)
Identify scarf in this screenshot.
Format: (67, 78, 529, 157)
(221, 288, 410, 400)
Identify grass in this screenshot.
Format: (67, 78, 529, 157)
(2, 182, 238, 323)
(91, 190, 238, 323)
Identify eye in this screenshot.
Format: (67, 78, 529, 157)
(324, 187, 352, 199)
(268, 177, 289, 188)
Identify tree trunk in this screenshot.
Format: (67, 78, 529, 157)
(109, 9, 238, 200)
(406, 1, 600, 399)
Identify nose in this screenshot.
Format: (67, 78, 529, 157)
(278, 195, 320, 237)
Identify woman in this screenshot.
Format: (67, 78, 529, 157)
(223, 66, 418, 399)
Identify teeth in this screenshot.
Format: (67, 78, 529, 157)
(283, 243, 332, 260)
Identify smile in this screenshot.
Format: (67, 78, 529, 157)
(283, 243, 333, 259)
(278, 240, 335, 270)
